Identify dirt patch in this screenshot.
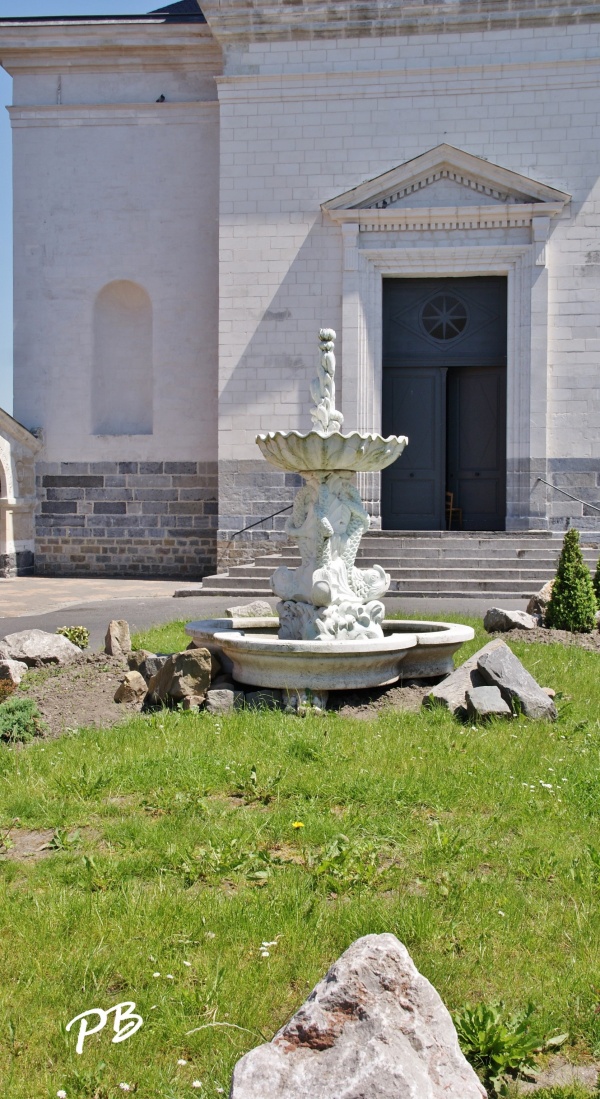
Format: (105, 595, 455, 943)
(332, 682, 432, 719)
(16, 653, 140, 739)
(0, 828, 56, 861)
(487, 626, 600, 651)
(514, 1055, 600, 1093)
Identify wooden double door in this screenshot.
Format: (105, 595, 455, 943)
(381, 277, 507, 531)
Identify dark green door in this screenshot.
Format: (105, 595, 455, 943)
(381, 277, 507, 531)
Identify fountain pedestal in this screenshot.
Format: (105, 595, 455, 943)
(257, 329, 406, 643)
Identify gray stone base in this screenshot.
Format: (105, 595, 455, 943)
(35, 461, 218, 578)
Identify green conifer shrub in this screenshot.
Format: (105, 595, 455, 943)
(593, 554, 600, 606)
(545, 528, 597, 633)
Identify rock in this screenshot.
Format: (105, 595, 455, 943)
(0, 628, 81, 667)
(526, 579, 554, 620)
(104, 620, 131, 657)
(245, 688, 283, 710)
(477, 645, 557, 720)
(114, 671, 147, 704)
(484, 607, 538, 632)
(187, 640, 222, 679)
(205, 688, 245, 714)
(424, 637, 505, 717)
(230, 933, 486, 1099)
(127, 649, 168, 683)
(0, 659, 29, 686)
(226, 600, 274, 619)
(542, 686, 556, 698)
(466, 685, 512, 719)
(147, 648, 212, 704)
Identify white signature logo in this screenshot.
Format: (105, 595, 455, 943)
(66, 1001, 143, 1055)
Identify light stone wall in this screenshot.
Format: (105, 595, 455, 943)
(3, 23, 223, 574)
(216, 21, 600, 540)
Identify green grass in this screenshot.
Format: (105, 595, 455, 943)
(1, 617, 599, 1097)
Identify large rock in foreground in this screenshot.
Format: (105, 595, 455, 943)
(230, 934, 486, 1099)
(424, 637, 505, 717)
(0, 629, 81, 666)
(478, 645, 557, 720)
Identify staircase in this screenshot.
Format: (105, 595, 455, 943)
(200, 531, 600, 600)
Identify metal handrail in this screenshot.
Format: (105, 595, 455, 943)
(536, 477, 600, 515)
(229, 504, 292, 541)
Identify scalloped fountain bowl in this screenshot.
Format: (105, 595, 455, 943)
(185, 618, 474, 690)
(256, 430, 407, 473)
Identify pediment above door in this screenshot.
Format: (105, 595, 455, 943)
(322, 144, 570, 231)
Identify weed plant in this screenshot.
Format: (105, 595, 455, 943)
(56, 625, 90, 650)
(0, 617, 599, 1096)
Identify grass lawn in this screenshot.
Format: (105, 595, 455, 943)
(0, 616, 599, 1098)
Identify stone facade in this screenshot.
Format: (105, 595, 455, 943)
(0, 408, 40, 577)
(35, 461, 217, 578)
(0, 0, 599, 578)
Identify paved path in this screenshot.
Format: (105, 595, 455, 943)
(0, 576, 528, 650)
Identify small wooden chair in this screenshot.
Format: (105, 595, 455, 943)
(445, 491, 463, 530)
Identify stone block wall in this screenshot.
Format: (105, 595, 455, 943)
(35, 460, 218, 577)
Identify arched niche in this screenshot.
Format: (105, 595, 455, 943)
(92, 280, 153, 435)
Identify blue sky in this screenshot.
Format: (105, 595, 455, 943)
(0, 0, 154, 416)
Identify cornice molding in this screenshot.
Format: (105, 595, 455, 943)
(0, 23, 219, 76)
(8, 101, 217, 127)
(327, 204, 565, 232)
(198, 0, 600, 44)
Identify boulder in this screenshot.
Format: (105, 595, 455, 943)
(187, 640, 222, 679)
(526, 580, 554, 620)
(226, 600, 274, 619)
(147, 648, 212, 705)
(466, 685, 512, 719)
(0, 628, 81, 667)
(114, 671, 147, 704)
(0, 659, 29, 687)
(483, 607, 538, 633)
(477, 645, 557, 720)
(104, 619, 131, 657)
(205, 688, 245, 714)
(424, 637, 505, 717)
(230, 933, 486, 1099)
(127, 649, 168, 683)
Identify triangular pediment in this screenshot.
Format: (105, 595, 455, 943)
(323, 144, 570, 214)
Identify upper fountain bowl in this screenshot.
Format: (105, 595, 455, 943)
(256, 430, 408, 474)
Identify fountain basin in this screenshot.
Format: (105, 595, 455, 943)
(256, 430, 407, 473)
(185, 618, 473, 688)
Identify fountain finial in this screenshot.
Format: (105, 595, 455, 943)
(310, 328, 344, 436)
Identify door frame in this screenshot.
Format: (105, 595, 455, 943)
(337, 232, 550, 531)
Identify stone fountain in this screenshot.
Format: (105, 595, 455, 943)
(187, 329, 473, 709)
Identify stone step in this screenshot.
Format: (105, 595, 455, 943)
(229, 556, 596, 576)
(198, 584, 544, 599)
(203, 530, 598, 599)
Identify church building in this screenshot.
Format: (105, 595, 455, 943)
(0, 0, 599, 578)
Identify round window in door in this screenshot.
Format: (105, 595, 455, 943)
(420, 293, 468, 342)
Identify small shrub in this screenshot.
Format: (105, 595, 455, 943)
(56, 625, 89, 649)
(545, 529, 597, 633)
(453, 1000, 540, 1093)
(0, 698, 44, 743)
